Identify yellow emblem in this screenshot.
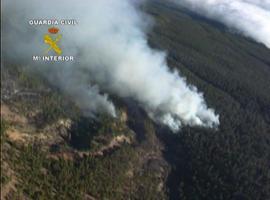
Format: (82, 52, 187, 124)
(44, 33, 62, 55)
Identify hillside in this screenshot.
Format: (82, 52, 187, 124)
(1, 0, 270, 200)
(146, 1, 270, 199)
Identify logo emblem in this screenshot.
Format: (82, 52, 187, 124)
(44, 27, 62, 55)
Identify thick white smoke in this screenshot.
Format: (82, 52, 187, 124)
(2, 0, 219, 131)
(172, 0, 270, 48)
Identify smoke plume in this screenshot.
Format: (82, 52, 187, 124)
(2, 0, 219, 131)
(172, 0, 270, 48)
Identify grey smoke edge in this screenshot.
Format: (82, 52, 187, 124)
(2, 0, 219, 131)
(172, 0, 270, 48)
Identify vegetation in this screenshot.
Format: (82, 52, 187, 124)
(37, 93, 78, 126)
(1, 0, 270, 199)
(8, 143, 136, 200)
(0, 119, 8, 137)
(146, 1, 270, 199)
(1, 119, 9, 185)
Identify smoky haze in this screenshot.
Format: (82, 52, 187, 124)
(172, 0, 270, 48)
(2, 0, 219, 131)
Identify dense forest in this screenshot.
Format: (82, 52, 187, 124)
(1, 0, 270, 199)
(146, 1, 270, 199)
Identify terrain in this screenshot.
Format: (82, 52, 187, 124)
(1, 0, 270, 200)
